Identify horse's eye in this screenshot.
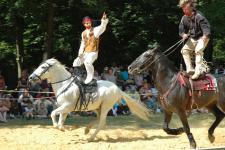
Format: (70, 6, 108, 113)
(41, 66, 48, 70)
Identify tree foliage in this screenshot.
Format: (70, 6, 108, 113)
(0, 0, 224, 88)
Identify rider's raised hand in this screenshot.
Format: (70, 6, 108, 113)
(102, 12, 107, 20)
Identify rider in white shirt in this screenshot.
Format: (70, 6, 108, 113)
(73, 13, 109, 84)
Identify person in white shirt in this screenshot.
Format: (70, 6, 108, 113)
(73, 12, 109, 84)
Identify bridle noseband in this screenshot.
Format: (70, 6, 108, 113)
(32, 61, 72, 85)
(32, 61, 53, 81)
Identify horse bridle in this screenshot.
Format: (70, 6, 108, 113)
(138, 39, 184, 73)
(32, 61, 72, 85)
(32, 61, 53, 81)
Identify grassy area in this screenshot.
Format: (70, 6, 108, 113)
(1, 113, 224, 130)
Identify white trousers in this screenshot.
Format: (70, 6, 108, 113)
(73, 52, 98, 84)
(181, 38, 209, 78)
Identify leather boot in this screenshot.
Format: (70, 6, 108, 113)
(191, 54, 202, 80)
(183, 54, 195, 75)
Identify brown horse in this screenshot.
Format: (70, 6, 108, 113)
(128, 47, 225, 149)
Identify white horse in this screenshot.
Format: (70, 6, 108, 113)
(29, 58, 150, 141)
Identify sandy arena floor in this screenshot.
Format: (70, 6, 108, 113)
(0, 114, 224, 150)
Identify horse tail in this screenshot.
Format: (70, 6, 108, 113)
(120, 90, 150, 121)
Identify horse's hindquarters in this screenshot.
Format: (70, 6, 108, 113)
(217, 77, 225, 113)
(192, 91, 219, 108)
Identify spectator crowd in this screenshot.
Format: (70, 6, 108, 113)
(1, 62, 224, 123)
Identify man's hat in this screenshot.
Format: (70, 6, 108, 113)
(82, 16, 92, 24)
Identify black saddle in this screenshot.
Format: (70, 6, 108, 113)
(73, 66, 98, 110)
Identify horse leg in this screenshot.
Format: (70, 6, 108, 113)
(177, 110, 196, 149)
(207, 105, 225, 143)
(88, 109, 108, 141)
(85, 109, 100, 135)
(163, 110, 184, 135)
(50, 104, 72, 129)
(51, 109, 58, 128)
(58, 113, 68, 131)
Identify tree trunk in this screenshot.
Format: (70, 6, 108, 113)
(43, 0, 55, 61)
(14, 13, 24, 78)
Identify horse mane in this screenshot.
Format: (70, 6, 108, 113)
(47, 58, 70, 72)
(154, 47, 179, 73)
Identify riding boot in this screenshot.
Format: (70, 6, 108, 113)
(84, 62, 94, 84)
(182, 54, 195, 75)
(191, 53, 203, 80)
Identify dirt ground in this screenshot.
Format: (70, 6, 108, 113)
(0, 114, 224, 150)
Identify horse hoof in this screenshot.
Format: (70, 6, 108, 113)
(59, 128, 65, 132)
(190, 141, 197, 149)
(84, 128, 90, 135)
(87, 137, 94, 142)
(58, 126, 65, 132)
(208, 134, 215, 143)
(177, 128, 184, 135)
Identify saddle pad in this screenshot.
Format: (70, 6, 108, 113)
(75, 79, 98, 110)
(192, 74, 217, 91)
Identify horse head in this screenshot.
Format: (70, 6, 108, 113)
(128, 47, 159, 75)
(29, 58, 59, 83)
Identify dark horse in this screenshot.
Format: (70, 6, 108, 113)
(128, 47, 225, 149)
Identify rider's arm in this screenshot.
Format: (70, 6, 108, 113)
(93, 18, 108, 38)
(198, 14, 210, 42)
(179, 16, 188, 38)
(78, 33, 85, 56)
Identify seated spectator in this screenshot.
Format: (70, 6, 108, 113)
(119, 66, 129, 82)
(134, 74, 144, 89)
(0, 100, 9, 122)
(119, 99, 130, 115)
(2, 94, 11, 109)
(111, 102, 119, 116)
(4, 94, 18, 118)
(101, 67, 109, 80)
(36, 102, 48, 119)
(2, 94, 11, 118)
(111, 62, 120, 75)
(29, 80, 42, 97)
(40, 80, 50, 93)
(18, 88, 34, 116)
(139, 82, 157, 113)
(24, 101, 34, 119)
(105, 68, 117, 84)
(33, 94, 54, 117)
(125, 85, 140, 101)
(17, 69, 29, 96)
(0, 74, 7, 98)
(94, 70, 101, 80)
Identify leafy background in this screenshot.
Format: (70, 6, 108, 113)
(0, 0, 224, 88)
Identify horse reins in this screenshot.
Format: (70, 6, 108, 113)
(51, 75, 72, 85)
(139, 39, 184, 73)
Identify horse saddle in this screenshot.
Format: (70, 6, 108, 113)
(180, 72, 217, 91)
(82, 79, 98, 93)
(73, 75, 98, 110)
